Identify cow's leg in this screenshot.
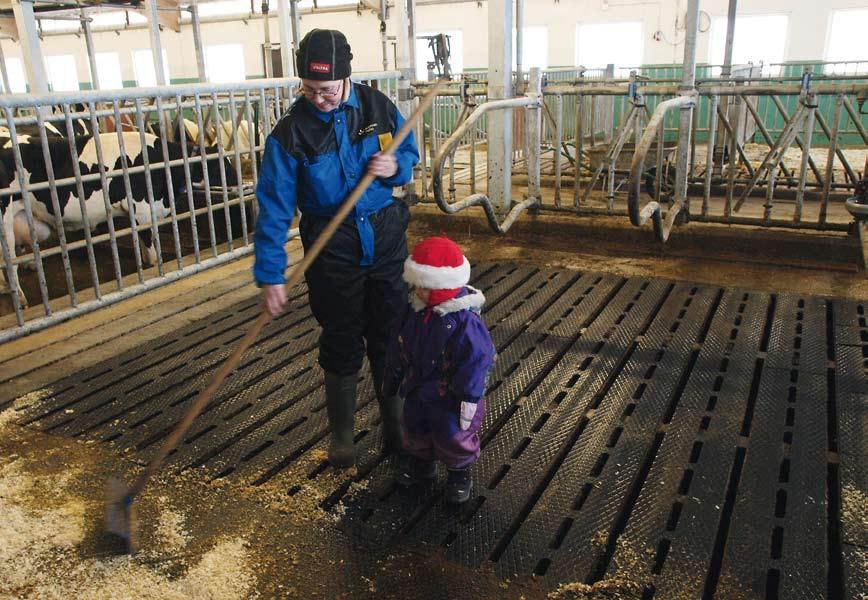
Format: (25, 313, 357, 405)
(137, 228, 158, 267)
(1, 207, 27, 308)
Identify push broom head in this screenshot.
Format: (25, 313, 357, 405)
(105, 477, 138, 554)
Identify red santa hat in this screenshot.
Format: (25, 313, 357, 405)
(403, 236, 470, 290)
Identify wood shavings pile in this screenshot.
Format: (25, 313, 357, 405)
(547, 579, 642, 600)
(0, 408, 258, 600)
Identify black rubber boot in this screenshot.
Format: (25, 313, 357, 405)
(397, 455, 436, 487)
(369, 356, 404, 453)
(446, 468, 473, 504)
(324, 371, 357, 468)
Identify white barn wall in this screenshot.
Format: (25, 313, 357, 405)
(0, 0, 866, 88)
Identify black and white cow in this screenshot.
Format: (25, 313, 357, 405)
(0, 131, 237, 306)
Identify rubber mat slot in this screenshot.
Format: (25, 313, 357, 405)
(573, 483, 592, 510)
(534, 558, 551, 575)
(770, 526, 784, 559)
(169, 390, 199, 407)
(702, 445, 748, 598)
(511, 437, 532, 460)
(20, 387, 109, 426)
(621, 403, 636, 419)
(785, 407, 795, 427)
(223, 403, 254, 421)
(549, 517, 574, 550)
(590, 453, 608, 477)
(607, 427, 623, 448)
(183, 423, 217, 444)
(765, 568, 781, 599)
(529, 412, 550, 433)
(705, 396, 717, 411)
(307, 461, 330, 479)
(778, 458, 790, 483)
(129, 411, 162, 429)
(739, 358, 766, 437)
(278, 416, 307, 436)
(135, 425, 174, 450)
(677, 469, 693, 495)
(441, 532, 457, 547)
(666, 501, 683, 531)
(689, 441, 703, 463)
(460, 496, 486, 524)
(644, 364, 657, 379)
(81, 367, 113, 384)
(241, 440, 274, 462)
(579, 356, 594, 371)
(774, 489, 787, 518)
(632, 383, 647, 399)
(651, 538, 671, 574)
(488, 464, 511, 489)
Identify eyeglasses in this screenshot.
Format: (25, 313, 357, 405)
(300, 84, 342, 100)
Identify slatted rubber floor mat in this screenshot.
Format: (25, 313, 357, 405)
(10, 264, 867, 599)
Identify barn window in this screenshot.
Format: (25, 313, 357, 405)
(205, 43, 246, 83)
(513, 26, 548, 70)
(2, 56, 27, 93)
(825, 9, 868, 73)
(95, 52, 124, 90)
(415, 30, 464, 80)
(45, 54, 80, 91)
(709, 14, 788, 74)
(196, 0, 251, 17)
(576, 21, 642, 76)
(132, 49, 170, 86)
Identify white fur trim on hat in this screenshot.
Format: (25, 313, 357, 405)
(403, 255, 470, 289)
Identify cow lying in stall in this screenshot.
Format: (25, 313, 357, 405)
(0, 131, 237, 308)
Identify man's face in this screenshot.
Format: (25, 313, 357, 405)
(300, 79, 343, 112)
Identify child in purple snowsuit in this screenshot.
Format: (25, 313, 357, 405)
(382, 236, 495, 504)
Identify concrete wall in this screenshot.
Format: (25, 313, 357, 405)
(1, 0, 866, 88)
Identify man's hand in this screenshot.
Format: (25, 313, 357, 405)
(261, 284, 287, 317)
(367, 152, 398, 178)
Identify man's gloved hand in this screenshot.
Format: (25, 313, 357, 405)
(459, 401, 477, 431)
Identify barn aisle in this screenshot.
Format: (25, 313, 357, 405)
(2, 210, 866, 599)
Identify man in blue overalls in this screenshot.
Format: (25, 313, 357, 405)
(254, 29, 420, 468)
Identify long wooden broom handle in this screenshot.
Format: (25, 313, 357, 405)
(128, 79, 446, 497)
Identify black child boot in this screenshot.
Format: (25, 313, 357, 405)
(446, 467, 473, 504)
(397, 454, 437, 487)
(324, 371, 357, 468)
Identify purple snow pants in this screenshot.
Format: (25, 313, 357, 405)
(402, 396, 485, 469)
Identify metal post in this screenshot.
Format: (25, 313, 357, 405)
(487, 0, 514, 216)
(407, 0, 417, 76)
(146, 0, 166, 85)
(674, 0, 699, 220)
(262, 0, 273, 78)
(379, 0, 388, 72)
(80, 8, 100, 90)
(526, 67, 541, 205)
(0, 41, 12, 94)
(189, 0, 208, 82)
(12, 0, 49, 93)
(714, 0, 737, 176)
(515, 0, 523, 94)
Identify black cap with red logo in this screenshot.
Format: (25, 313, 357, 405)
(296, 29, 353, 81)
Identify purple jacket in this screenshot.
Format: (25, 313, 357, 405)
(383, 286, 495, 406)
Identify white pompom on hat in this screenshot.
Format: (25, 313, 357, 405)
(403, 236, 470, 290)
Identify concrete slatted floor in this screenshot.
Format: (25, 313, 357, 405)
(6, 263, 866, 599)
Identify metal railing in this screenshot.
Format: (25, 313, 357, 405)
(0, 72, 401, 341)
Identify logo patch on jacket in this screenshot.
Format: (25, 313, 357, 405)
(309, 62, 331, 73)
(378, 132, 393, 151)
(358, 123, 378, 136)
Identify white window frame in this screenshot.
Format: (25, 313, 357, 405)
(205, 43, 247, 83)
(513, 26, 548, 70)
(576, 21, 643, 77)
(3, 57, 27, 93)
(132, 49, 170, 86)
(45, 54, 80, 92)
(824, 8, 868, 74)
(95, 52, 124, 90)
(709, 14, 789, 75)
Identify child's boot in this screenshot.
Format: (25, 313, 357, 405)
(397, 454, 436, 487)
(446, 467, 472, 504)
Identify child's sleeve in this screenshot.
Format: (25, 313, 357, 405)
(449, 316, 496, 403)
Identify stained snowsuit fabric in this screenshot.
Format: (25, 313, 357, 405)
(383, 287, 496, 469)
(253, 82, 420, 375)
